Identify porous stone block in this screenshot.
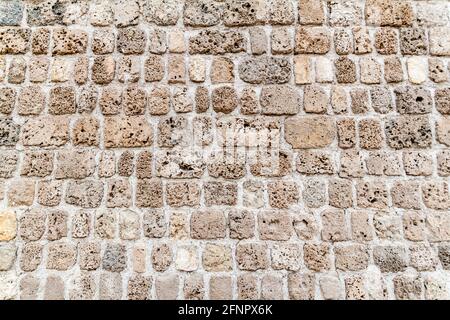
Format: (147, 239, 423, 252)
(104, 117, 153, 148)
(189, 30, 246, 54)
(239, 56, 291, 84)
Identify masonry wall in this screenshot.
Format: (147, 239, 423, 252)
(0, 0, 450, 300)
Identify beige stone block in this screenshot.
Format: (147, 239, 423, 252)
(189, 56, 205, 82)
(0, 210, 16, 241)
(407, 57, 428, 84)
(294, 55, 313, 84)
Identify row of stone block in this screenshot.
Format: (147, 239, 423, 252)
(2, 26, 450, 57)
(1, 0, 449, 28)
(1, 176, 450, 210)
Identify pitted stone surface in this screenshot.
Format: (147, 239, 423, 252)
(0, 0, 449, 301)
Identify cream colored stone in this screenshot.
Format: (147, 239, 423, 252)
(427, 211, 450, 242)
(424, 272, 449, 300)
(331, 86, 349, 114)
(407, 57, 428, 84)
(364, 265, 386, 300)
(202, 244, 232, 272)
(168, 30, 185, 53)
(90, 0, 114, 26)
(0, 210, 16, 241)
(271, 244, 301, 271)
(416, 2, 449, 27)
(360, 57, 381, 84)
(114, 0, 140, 27)
(315, 57, 333, 83)
(0, 270, 17, 300)
(175, 245, 198, 271)
(22, 116, 70, 147)
(3, 0, 450, 300)
(132, 244, 146, 273)
(189, 56, 206, 82)
(51, 58, 73, 82)
(437, 117, 450, 147)
(294, 55, 313, 84)
(430, 28, 450, 56)
(320, 275, 344, 300)
(169, 212, 189, 240)
(285, 116, 335, 149)
(0, 244, 16, 271)
(119, 209, 140, 240)
(0, 56, 6, 82)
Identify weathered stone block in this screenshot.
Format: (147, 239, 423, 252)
(285, 117, 335, 149)
(239, 56, 291, 84)
(295, 27, 330, 54)
(104, 116, 153, 148)
(189, 30, 246, 55)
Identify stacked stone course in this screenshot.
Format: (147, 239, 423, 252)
(0, 0, 450, 300)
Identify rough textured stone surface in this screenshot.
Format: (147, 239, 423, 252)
(436, 88, 450, 115)
(385, 116, 432, 149)
(1, 0, 449, 301)
(47, 241, 77, 270)
(202, 244, 232, 272)
(373, 209, 402, 240)
(66, 180, 103, 208)
(104, 117, 153, 148)
(183, 274, 204, 300)
(430, 27, 450, 56)
(212, 86, 238, 114)
(373, 246, 408, 273)
(335, 57, 356, 83)
(236, 243, 268, 271)
(258, 210, 293, 239)
(365, 0, 414, 27)
(0, 28, 30, 54)
(260, 85, 300, 115)
(229, 210, 255, 239)
(0, 118, 20, 146)
(335, 244, 369, 271)
(183, 0, 221, 27)
(239, 56, 291, 84)
(191, 210, 226, 239)
(52, 29, 87, 55)
(304, 243, 331, 272)
(288, 272, 315, 300)
(295, 27, 330, 54)
(152, 243, 172, 272)
(21, 116, 69, 147)
(189, 30, 246, 54)
(393, 275, 422, 300)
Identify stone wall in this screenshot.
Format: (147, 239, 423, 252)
(0, 0, 450, 300)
